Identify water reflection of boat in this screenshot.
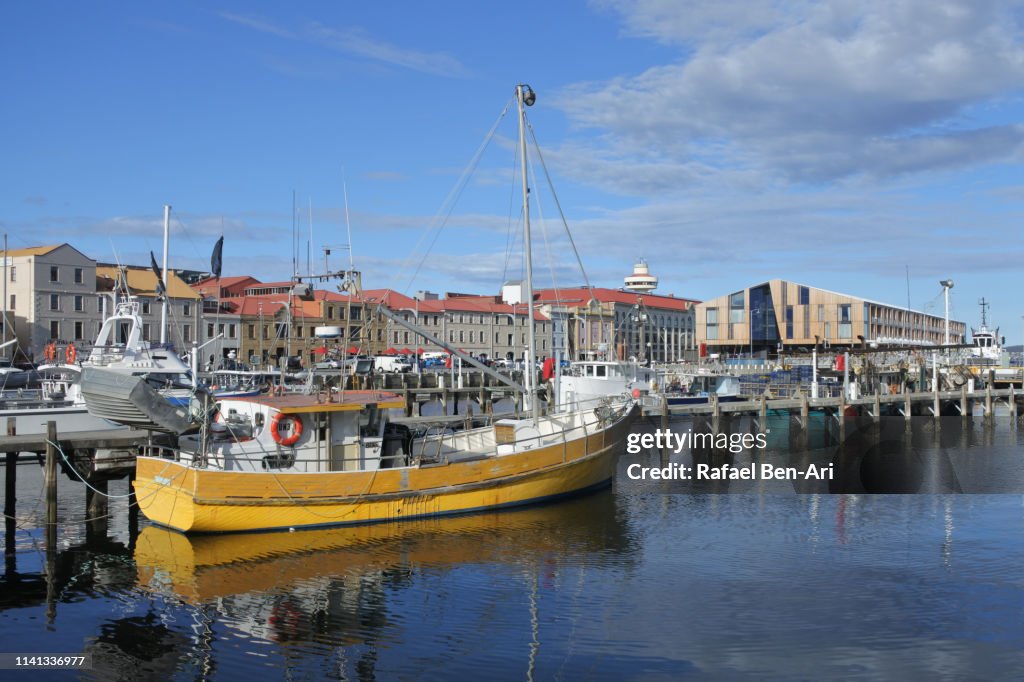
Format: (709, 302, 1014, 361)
(134, 496, 635, 652)
(133, 494, 634, 606)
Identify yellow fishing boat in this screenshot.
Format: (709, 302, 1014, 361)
(132, 83, 639, 533)
(132, 390, 637, 533)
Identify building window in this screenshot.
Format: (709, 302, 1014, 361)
(142, 300, 151, 315)
(207, 323, 215, 338)
(469, 331, 475, 343)
(9, 294, 14, 310)
(50, 266, 59, 282)
(817, 304, 824, 322)
(142, 323, 151, 341)
(327, 306, 334, 320)
(785, 306, 794, 340)
(49, 294, 60, 311)
(296, 325, 303, 338)
(705, 307, 719, 341)
(350, 308, 361, 321)
(799, 286, 810, 305)
(229, 324, 236, 339)
(839, 304, 852, 339)
(74, 268, 84, 284)
(459, 330, 465, 343)
(50, 320, 60, 339)
(74, 295, 83, 312)
(393, 331, 400, 343)
(8, 266, 14, 282)
(507, 334, 513, 346)
(98, 296, 106, 315)
(183, 303, 191, 316)
(74, 321, 84, 340)
(729, 292, 744, 323)
(183, 325, 191, 343)
(248, 324, 256, 339)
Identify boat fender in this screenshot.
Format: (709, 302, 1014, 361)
(270, 413, 303, 446)
(65, 344, 77, 364)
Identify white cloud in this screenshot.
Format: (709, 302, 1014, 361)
(217, 12, 470, 78)
(562, 0, 1024, 186)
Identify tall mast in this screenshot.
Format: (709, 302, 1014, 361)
(160, 204, 170, 344)
(2, 233, 7, 352)
(517, 83, 539, 423)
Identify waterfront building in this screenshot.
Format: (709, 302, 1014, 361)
(534, 286, 698, 363)
(696, 279, 968, 356)
(0, 243, 201, 361)
(361, 288, 553, 362)
(0, 244, 96, 361)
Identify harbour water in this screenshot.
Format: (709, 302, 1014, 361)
(2, 417, 1023, 680)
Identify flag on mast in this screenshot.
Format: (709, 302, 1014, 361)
(149, 251, 166, 297)
(211, 236, 224, 278)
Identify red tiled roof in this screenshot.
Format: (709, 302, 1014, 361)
(535, 286, 698, 311)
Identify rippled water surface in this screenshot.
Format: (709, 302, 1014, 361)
(2, 419, 1024, 680)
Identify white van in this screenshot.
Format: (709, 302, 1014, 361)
(374, 356, 412, 373)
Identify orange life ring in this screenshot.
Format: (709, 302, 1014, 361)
(44, 343, 56, 362)
(65, 344, 77, 364)
(270, 412, 302, 447)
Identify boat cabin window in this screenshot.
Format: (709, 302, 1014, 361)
(360, 404, 381, 437)
(595, 365, 607, 378)
(584, 365, 594, 376)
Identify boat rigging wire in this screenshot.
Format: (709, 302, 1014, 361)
(389, 98, 514, 297)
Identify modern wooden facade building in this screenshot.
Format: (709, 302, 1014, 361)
(696, 280, 967, 355)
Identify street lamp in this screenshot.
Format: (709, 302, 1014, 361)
(939, 279, 954, 347)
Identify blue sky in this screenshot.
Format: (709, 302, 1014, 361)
(2, 1, 1023, 340)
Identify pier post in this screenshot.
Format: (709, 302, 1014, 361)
(479, 385, 488, 415)
(44, 423, 58, 625)
(711, 395, 721, 436)
(759, 395, 767, 435)
(904, 390, 912, 422)
(985, 382, 993, 421)
(44, 421, 58, 530)
(1010, 385, 1018, 423)
(659, 396, 670, 463)
(4, 451, 16, 557)
(873, 391, 881, 422)
(961, 385, 968, 420)
(933, 388, 941, 422)
(798, 396, 809, 452)
(85, 476, 108, 540)
(128, 475, 139, 546)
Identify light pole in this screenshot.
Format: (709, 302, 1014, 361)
(748, 307, 760, 361)
(940, 279, 954, 347)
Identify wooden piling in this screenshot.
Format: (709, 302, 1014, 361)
(44, 421, 58, 529)
(759, 394, 767, 434)
(904, 390, 912, 421)
(873, 392, 881, 421)
(985, 382, 993, 420)
(85, 477, 108, 539)
(4, 451, 16, 557)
